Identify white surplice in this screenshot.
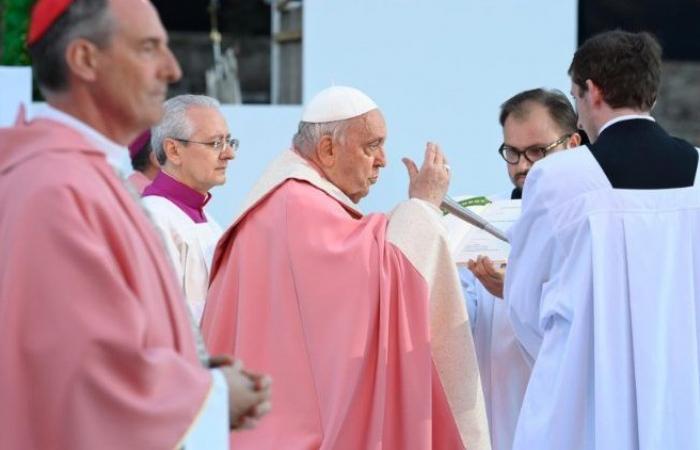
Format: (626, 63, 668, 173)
(506, 146, 700, 450)
(142, 196, 223, 323)
(456, 193, 531, 450)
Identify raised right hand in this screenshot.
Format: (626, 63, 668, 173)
(402, 142, 451, 207)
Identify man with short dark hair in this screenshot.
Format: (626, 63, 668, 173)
(461, 88, 580, 450)
(0, 1, 269, 448)
(494, 88, 581, 200)
(128, 130, 159, 194)
(506, 30, 700, 449)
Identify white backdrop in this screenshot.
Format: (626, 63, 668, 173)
(0, 66, 32, 126)
(207, 105, 301, 224)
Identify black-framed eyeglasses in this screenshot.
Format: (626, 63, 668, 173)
(172, 136, 239, 153)
(498, 134, 571, 165)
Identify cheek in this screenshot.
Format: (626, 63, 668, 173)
(356, 158, 374, 182)
(339, 154, 363, 178)
(188, 156, 209, 176)
(101, 71, 126, 98)
(363, 155, 376, 172)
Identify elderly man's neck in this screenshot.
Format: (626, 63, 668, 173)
(47, 91, 143, 147)
(162, 166, 209, 196)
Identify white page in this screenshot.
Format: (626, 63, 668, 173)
(443, 198, 520, 264)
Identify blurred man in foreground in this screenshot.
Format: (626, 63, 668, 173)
(0, 1, 269, 448)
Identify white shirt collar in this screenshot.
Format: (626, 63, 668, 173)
(34, 105, 131, 175)
(599, 114, 655, 136)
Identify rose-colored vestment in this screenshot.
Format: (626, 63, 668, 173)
(0, 117, 211, 450)
(202, 150, 489, 449)
(127, 170, 153, 195)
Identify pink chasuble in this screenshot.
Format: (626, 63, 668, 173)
(202, 150, 489, 449)
(0, 117, 212, 450)
(127, 170, 154, 194)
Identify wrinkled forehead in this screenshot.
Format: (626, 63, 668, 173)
(348, 109, 386, 139)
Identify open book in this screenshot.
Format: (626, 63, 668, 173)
(442, 195, 521, 266)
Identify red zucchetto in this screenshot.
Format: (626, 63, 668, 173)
(27, 0, 74, 46)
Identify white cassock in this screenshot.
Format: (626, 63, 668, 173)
(142, 196, 223, 323)
(506, 146, 700, 450)
(458, 193, 531, 450)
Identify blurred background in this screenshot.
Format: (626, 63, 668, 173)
(1, 0, 699, 225)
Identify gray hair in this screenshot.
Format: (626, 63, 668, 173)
(151, 94, 222, 165)
(292, 120, 351, 157)
(29, 0, 114, 96)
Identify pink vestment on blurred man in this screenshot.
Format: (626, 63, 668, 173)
(127, 170, 153, 194)
(202, 150, 489, 450)
(0, 115, 212, 450)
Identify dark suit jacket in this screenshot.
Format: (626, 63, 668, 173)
(589, 118, 698, 189)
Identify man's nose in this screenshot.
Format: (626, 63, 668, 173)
(375, 147, 387, 168)
(518, 156, 533, 171)
(220, 143, 235, 160)
(162, 47, 182, 83)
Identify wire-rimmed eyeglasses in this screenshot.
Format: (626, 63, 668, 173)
(172, 136, 239, 153)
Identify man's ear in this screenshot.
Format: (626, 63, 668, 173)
(163, 138, 183, 166)
(315, 135, 336, 168)
(65, 38, 100, 83)
(585, 79, 604, 107)
(567, 132, 582, 148)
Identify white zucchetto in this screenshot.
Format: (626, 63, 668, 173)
(301, 86, 378, 123)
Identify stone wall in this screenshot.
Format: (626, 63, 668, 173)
(655, 61, 700, 144)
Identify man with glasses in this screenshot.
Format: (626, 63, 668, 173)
(461, 88, 580, 450)
(143, 94, 235, 322)
(507, 31, 700, 449)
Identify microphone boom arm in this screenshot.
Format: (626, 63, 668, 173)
(440, 196, 509, 243)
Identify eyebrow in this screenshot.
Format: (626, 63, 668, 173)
(503, 142, 548, 151)
(140, 36, 161, 45)
(201, 133, 231, 141)
(366, 137, 385, 145)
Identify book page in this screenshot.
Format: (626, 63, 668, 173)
(443, 196, 521, 264)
